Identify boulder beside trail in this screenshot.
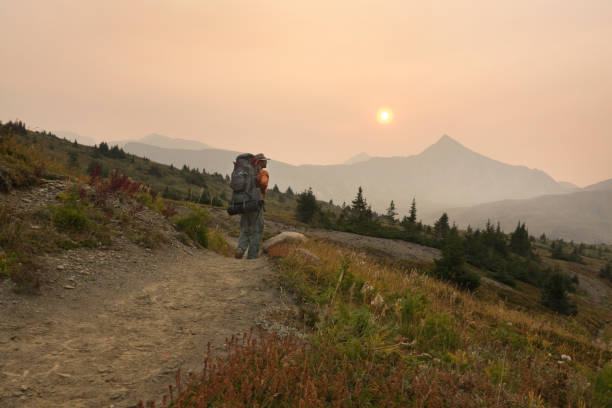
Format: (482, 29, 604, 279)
(262, 232, 307, 253)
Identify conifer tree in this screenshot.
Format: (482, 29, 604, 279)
(351, 187, 367, 214)
(433, 227, 480, 290)
(434, 212, 450, 239)
(551, 240, 565, 260)
(541, 270, 577, 315)
(408, 198, 417, 224)
(509, 222, 531, 256)
(98, 141, 109, 154)
(295, 188, 319, 223)
(350, 187, 369, 222)
(348, 187, 375, 227)
(385, 200, 397, 223)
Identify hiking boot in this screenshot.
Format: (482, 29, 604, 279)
(234, 250, 245, 259)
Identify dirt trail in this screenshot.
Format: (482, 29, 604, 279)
(0, 245, 291, 407)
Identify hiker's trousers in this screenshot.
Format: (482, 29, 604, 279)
(237, 207, 264, 259)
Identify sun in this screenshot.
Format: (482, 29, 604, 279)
(377, 108, 393, 124)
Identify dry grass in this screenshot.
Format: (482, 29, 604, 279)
(157, 239, 610, 407)
(206, 227, 234, 257)
(0, 125, 81, 191)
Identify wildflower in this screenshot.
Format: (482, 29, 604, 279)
(371, 293, 384, 307)
(361, 283, 374, 293)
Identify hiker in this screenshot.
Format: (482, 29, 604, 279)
(229, 153, 269, 259)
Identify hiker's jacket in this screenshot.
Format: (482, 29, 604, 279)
(256, 169, 269, 198)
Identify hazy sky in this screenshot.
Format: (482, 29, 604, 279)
(1, 0, 611, 186)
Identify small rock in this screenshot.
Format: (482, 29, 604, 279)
(63, 285, 75, 290)
(293, 248, 322, 265)
(57, 265, 65, 270)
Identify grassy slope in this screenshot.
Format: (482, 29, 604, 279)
(12, 129, 231, 200)
(0, 122, 78, 191)
(169, 240, 611, 407)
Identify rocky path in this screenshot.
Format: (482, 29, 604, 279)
(305, 229, 440, 263)
(0, 245, 291, 407)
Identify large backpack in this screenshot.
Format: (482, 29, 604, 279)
(227, 153, 263, 215)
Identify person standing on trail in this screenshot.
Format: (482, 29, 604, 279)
(233, 153, 269, 259)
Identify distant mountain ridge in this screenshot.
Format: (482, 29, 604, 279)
(447, 189, 612, 243)
(584, 178, 612, 192)
(123, 142, 243, 174)
(113, 134, 210, 150)
(123, 134, 570, 210)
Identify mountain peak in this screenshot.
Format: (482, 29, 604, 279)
(141, 133, 168, 142)
(422, 134, 471, 156)
(344, 152, 371, 165)
(435, 134, 462, 147)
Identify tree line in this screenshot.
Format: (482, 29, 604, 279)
(295, 186, 581, 315)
